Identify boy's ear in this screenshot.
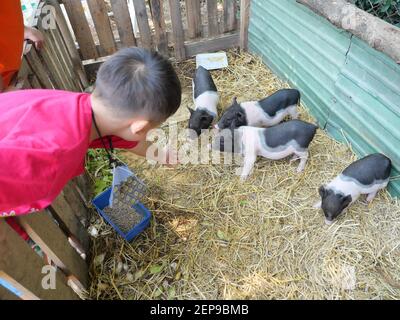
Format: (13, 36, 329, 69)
(129, 119, 151, 135)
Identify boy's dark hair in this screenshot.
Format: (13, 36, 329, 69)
(94, 47, 181, 122)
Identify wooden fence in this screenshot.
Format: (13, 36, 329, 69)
(13, 0, 88, 91)
(59, 0, 249, 67)
(0, 177, 92, 300)
(1, 1, 92, 300)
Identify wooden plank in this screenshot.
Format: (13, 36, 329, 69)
(63, 181, 89, 225)
(17, 211, 89, 290)
(34, 14, 71, 90)
(62, 0, 98, 60)
(43, 19, 79, 91)
(50, 25, 81, 91)
(240, 0, 251, 51)
(0, 285, 21, 300)
(224, 0, 237, 32)
(110, 0, 137, 48)
(31, 44, 62, 89)
(27, 74, 42, 89)
(168, 0, 186, 60)
(49, 16, 82, 91)
(0, 220, 78, 300)
(132, 0, 153, 50)
(25, 46, 54, 89)
(13, 57, 33, 90)
(207, 0, 219, 37)
(87, 0, 117, 56)
(36, 20, 73, 90)
(185, 0, 202, 39)
(50, 193, 90, 254)
(73, 173, 92, 206)
(149, 0, 168, 55)
(185, 33, 239, 57)
(49, 0, 88, 88)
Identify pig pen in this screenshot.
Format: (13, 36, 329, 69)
(86, 51, 400, 300)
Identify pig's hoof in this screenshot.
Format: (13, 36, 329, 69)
(240, 175, 249, 181)
(366, 192, 378, 203)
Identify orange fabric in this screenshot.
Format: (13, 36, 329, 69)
(0, 1, 24, 87)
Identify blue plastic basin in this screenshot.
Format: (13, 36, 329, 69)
(92, 187, 152, 242)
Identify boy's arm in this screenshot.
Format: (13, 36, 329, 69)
(127, 140, 178, 165)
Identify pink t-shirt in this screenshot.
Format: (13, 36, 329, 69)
(0, 89, 138, 217)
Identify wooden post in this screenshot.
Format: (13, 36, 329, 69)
(149, 0, 169, 56)
(87, 0, 117, 56)
(110, 0, 137, 48)
(62, 0, 98, 60)
(224, 0, 238, 33)
(132, 0, 153, 50)
(240, 0, 251, 51)
(168, 0, 186, 61)
(207, 0, 219, 37)
(185, 0, 202, 39)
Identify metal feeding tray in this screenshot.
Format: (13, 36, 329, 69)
(92, 166, 150, 241)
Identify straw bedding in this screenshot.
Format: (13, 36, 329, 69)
(86, 50, 400, 300)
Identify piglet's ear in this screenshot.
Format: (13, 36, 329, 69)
(187, 107, 195, 115)
(318, 186, 326, 198)
(232, 97, 238, 105)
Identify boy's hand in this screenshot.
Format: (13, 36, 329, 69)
(129, 141, 179, 166)
(24, 26, 45, 50)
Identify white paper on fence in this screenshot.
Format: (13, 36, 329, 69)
(196, 52, 229, 70)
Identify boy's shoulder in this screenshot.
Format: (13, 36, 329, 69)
(0, 89, 89, 103)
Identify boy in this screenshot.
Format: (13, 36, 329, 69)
(0, 0, 44, 92)
(0, 47, 181, 217)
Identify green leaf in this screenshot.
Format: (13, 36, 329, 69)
(217, 230, 228, 241)
(168, 287, 176, 300)
(154, 287, 163, 298)
(149, 264, 164, 274)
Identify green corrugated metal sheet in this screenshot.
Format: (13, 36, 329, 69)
(248, 0, 400, 196)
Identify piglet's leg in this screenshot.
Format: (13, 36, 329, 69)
(288, 106, 299, 120)
(290, 154, 300, 162)
(366, 191, 378, 203)
(295, 151, 309, 173)
(240, 153, 257, 181)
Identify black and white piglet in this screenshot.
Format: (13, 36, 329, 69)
(216, 89, 300, 130)
(316, 153, 392, 225)
(188, 66, 219, 138)
(212, 120, 318, 180)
